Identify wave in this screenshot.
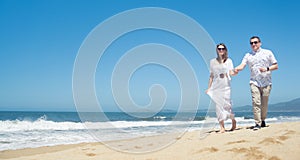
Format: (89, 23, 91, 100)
(0, 119, 194, 133)
(0, 119, 85, 132)
(1, 115, 300, 133)
(1, 115, 300, 151)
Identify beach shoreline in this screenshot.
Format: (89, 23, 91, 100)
(1, 121, 300, 160)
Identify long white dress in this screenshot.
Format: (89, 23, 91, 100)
(207, 58, 234, 122)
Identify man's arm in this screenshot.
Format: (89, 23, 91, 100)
(269, 63, 278, 71)
(235, 63, 247, 72)
(259, 63, 278, 72)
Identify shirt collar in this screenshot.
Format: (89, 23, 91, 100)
(251, 47, 262, 54)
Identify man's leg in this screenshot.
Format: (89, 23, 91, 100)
(261, 85, 272, 123)
(250, 84, 262, 126)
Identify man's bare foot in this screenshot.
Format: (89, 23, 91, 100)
(230, 119, 236, 131)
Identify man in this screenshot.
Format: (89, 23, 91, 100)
(235, 36, 278, 130)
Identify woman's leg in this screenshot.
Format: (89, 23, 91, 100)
(231, 118, 236, 131)
(219, 120, 225, 133)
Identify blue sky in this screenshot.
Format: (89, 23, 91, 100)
(0, 0, 299, 111)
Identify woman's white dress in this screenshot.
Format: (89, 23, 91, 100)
(207, 58, 234, 122)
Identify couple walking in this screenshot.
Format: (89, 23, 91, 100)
(206, 36, 278, 133)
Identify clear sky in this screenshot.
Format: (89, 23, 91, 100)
(0, 0, 299, 111)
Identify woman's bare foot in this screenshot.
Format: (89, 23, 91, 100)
(219, 128, 225, 133)
(219, 120, 225, 133)
(230, 119, 236, 131)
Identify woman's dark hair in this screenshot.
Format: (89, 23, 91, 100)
(216, 43, 228, 63)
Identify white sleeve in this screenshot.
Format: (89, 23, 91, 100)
(268, 50, 277, 64)
(228, 59, 234, 70)
(241, 53, 249, 65)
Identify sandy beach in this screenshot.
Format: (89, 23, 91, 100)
(1, 121, 299, 160)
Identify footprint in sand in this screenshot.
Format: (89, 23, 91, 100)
(228, 147, 281, 160)
(134, 146, 142, 149)
(81, 147, 97, 157)
(194, 147, 218, 154)
(227, 147, 266, 159)
(278, 135, 289, 141)
(259, 137, 282, 145)
(269, 156, 281, 160)
(283, 130, 296, 135)
(86, 153, 97, 157)
(226, 140, 247, 145)
(259, 134, 290, 145)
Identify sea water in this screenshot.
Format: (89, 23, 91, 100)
(0, 111, 299, 151)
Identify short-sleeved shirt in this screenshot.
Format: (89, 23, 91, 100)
(241, 48, 277, 87)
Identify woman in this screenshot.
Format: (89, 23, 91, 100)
(206, 43, 237, 133)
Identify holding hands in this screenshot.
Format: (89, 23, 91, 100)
(230, 67, 240, 76)
(233, 63, 246, 75)
(234, 66, 242, 73)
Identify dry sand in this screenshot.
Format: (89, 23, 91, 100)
(1, 122, 300, 160)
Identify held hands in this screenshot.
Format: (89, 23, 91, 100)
(230, 68, 239, 76)
(232, 66, 244, 75)
(234, 64, 246, 74)
(233, 69, 239, 75)
(234, 67, 242, 73)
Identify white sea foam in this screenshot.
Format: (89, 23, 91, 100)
(0, 119, 201, 132)
(0, 120, 86, 132)
(1, 116, 299, 151)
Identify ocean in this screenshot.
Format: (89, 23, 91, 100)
(1, 111, 300, 151)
